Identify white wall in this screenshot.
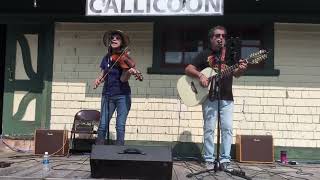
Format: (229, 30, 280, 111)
(51, 22, 320, 148)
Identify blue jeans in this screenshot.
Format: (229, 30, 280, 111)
(97, 95, 131, 145)
(202, 99, 234, 163)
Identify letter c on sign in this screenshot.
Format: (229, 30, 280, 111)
(89, 0, 102, 13)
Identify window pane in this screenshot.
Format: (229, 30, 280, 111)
(241, 47, 260, 59)
(184, 51, 199, 64)
(160, 26, 264, 69)
(165, 52, 183, 64)
(240, 40, 261, 59)
(162, 26, 207, 65)
(242, 40, 260, 46)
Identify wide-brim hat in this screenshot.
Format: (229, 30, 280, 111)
(103, 30, 130, 48)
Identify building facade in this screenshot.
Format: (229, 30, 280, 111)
(1, 0, 320, 159)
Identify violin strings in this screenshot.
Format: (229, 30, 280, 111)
(98, 46, 129, 83)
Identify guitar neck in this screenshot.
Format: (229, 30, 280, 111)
(207, 49, 268, 80)
(209, 63, 239, 80)
(220, 64, 239, 78)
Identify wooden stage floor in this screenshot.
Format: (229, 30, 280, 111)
(0, 151, 320, 180)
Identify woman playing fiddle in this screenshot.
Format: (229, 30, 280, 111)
(94, 30, 137, 145)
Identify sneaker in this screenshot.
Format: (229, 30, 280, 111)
(204, 161, 215, 170)
(221, 162, 232, 171)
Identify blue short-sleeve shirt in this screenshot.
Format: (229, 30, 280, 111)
(100, 55, 131, 96)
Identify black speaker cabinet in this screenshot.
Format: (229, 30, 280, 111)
(236, 135, 274, 163)
(34, 129, 69, 156)
(90, 145, 172, 179)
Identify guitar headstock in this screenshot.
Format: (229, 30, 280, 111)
(247, 49, 268, 64)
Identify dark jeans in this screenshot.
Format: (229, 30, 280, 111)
(97, 95, 131, 145)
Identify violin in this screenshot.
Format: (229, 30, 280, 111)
(111, 50, 143, 81)
(93, 48, 143, 89)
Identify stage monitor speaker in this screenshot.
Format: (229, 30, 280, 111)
(236, 135, 274, 163)
(90, 145, 172, 180)
(34, 129, 69, 156)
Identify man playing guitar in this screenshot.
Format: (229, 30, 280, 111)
(184, 26, 248, 170)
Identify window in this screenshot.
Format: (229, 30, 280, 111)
(148, 21, 279, 76)
(241, 40, 265, 69)
(162, 26, 207, 66)
(241, 40, 261, 59)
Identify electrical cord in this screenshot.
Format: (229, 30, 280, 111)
(184, 161, 232, 180)
(47, 130, 69, 157)
(6, 153, 91, 167)
(224, 170, 237, 180)
(276, 162, 314, 177)
(0, 135, 33, 153)
(247, 164, 312, 180)
(231, 159, 244, 174)
(183, 161, 206, 180)
(172, 165, 179, 180)
(50, 155, 90, 172)
(1, 130, 69, 157)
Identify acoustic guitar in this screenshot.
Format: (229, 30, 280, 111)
(177, 50, 268, 107)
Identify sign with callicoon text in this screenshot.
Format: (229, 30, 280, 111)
(86, 0, 224, 16)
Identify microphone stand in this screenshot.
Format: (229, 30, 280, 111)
(186, 42, 251, 180)
(211, 45, 223, 172)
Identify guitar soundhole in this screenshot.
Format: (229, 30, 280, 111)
(190, 81, 198, 94)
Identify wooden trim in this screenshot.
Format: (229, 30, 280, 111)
(40, 23, 55, 129)
(149, 20, 279, 76)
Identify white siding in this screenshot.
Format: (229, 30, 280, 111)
(232, 23, 320, 147)
(51, 22, 320, 148)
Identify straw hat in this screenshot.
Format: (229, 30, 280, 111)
(103, 30, 130, 48)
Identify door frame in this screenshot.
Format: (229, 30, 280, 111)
(0, 24, 6, 135)
(2, 23, 54, 138)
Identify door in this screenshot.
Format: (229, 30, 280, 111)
(2, 24, 54, 137)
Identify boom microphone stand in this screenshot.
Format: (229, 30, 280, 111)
(187, 39, 251, 180)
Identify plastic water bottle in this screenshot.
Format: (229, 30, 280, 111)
(42, 152, 50, 177)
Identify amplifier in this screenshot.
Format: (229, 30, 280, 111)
(236, 135, 274, 163)
(90, 145, 172, 180)
(34, 129, 69, 156)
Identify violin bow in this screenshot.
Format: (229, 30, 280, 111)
(93, 47, 129, 89)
